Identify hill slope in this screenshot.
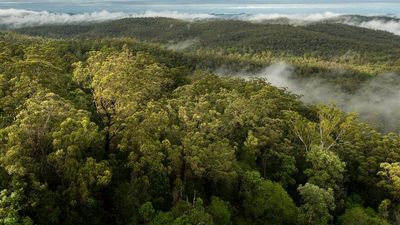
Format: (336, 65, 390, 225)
(15, 17, 400, 61)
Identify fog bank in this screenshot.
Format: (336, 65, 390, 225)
(352, 19, 400, 35)
(0, 9, 216, 28)
(223, 63, 400, 133)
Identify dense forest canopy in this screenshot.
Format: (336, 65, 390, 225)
(14, 18, 400, 132)
(0, 15, 400, 225)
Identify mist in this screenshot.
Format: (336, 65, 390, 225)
(0, 9, 127, 28)
(222, 62, 400, 133)
(0, 9, 216, 28)
(242, 13, 400, 36)
(165, 39, 199, 51)
(351, 19, 400, 36)
(2, 8, 400, 38)
(239, 12, 342, 24)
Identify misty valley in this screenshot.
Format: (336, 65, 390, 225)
(1, 7, 400, 225)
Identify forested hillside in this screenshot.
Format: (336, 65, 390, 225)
(14, 18, 400, 132)
(15, 18, 400, 87)
(16, 18, 400, 63)
(0, 16, 400, 225)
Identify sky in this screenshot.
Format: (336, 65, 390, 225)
(1, 0, 400, 2)
(1, 0, 400, 30)
(0, 0, 400, 15)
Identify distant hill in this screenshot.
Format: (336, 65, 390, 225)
(14, 17, 400, 61)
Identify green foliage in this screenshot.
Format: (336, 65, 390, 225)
(0, 23, 399, 225)
(286, 104, 356, 152)
(207, 197, 231, 225)
(139, 202, 156, 223)
(240, 171, 297, 225)
(378, 162, 400, 200)
(16, 18, 400, 72)
(147, 199, 213, 225)
(297, 183, 335, 225)
(339, 207, 391, 225)
(0, 91, 111, 224)
(305, 145, 346, 191)
(1, 92, 92, 179)
(0, 189, 33, 225)
(73, 47, 173, 153)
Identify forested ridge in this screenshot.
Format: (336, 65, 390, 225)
(0, 17, 400, 225)
(17, 18, 400, 63)
(15, 18, 400, 87)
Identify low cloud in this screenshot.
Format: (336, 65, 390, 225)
(0, 9, 127, 28)
(222, 63, 400, 133)
(240, 12, 342, 25)
(2, 8, 400, 37)
(130, 11, 216, 21)
(241, 13, 400, 36)
(346, 73, 400, 132)
(0, 9, 216, 28)
(349, 19, 400, 35)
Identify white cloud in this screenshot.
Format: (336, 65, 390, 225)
(255, 63, 400, 132)
(241, 13, 400, 36)
(129, 11, 216, 20)
(351, 19, 400, 35)
(218, 62, 400, 132)
(239, 11, 342, 24)
(0, 8, 216, 28)
(1, 8, 400, 37)
(0, 9, 127, 28)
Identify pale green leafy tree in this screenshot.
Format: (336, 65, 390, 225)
(286, 105, 356, 151)
(305, 145, 346, 191)
(378, 162, 400, 200)
(0, 189, 33, 225)
(73, 47, 172, 153)
(0, 92, 111, 205)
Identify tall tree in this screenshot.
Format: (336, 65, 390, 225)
(73, 47, 172, 153)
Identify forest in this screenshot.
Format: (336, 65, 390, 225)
(0, 17, 400, 225)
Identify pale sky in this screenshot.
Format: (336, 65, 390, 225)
(1, 0, 399, 3)
(0, 0, 399, 15)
